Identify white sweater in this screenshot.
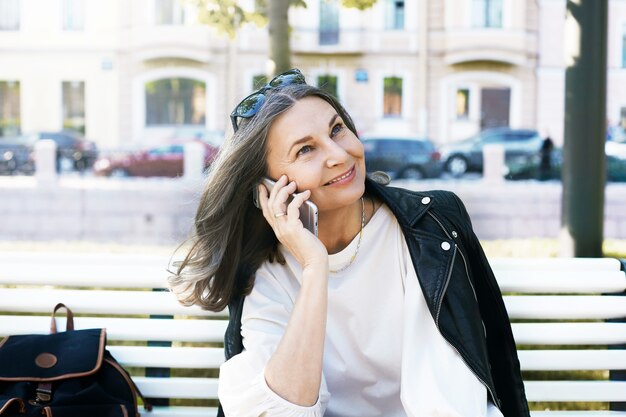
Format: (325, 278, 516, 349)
(218, 204, 504, 417)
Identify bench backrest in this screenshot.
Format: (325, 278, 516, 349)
(1, 252, 625, 415)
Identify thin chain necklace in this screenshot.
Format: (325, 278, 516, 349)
(330, 196, 365, 273)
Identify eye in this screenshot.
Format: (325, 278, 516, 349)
(296, 145, 313, 156)
(331, 123, 344, 137)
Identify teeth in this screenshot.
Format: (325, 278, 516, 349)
(328, 168, 352, 184)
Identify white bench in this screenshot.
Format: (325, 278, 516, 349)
(0, 252, 625, 416)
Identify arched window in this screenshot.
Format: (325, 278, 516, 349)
(145, 78, 206, 126)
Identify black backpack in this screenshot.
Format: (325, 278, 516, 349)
(0, 304, 151, 417)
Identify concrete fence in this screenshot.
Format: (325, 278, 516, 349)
(1, 175, 625, 244)
(0, 143, 624, 244)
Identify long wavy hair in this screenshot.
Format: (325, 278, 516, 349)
(168, 84, 360, 312)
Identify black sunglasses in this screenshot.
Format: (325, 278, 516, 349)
(230, 68, 307, 132)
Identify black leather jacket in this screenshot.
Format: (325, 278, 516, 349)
(222, 179, 530, 417)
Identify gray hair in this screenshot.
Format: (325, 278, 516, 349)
(168, 84, 360, 311)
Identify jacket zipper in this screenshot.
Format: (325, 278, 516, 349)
(427, 211, 502, 410)
(427, 212, 452, 240)
(435, 244, 456, 326)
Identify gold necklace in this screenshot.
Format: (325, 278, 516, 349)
(330, 196, 365, 273)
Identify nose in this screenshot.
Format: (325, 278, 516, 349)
(323, 136, 349, 168)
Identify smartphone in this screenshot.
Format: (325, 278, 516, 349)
(253, 177, 319, 236)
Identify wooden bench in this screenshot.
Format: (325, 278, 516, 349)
(0, 251, 625, 416)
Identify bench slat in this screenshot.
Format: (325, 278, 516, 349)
(504, 296, 626, 319)
(531, 412, 626, 416)
(148, 407, 219, 417)
(0, 266, 170, 288)
(0, 252, 170, 264)
(512, 323, 626, 345)
(134, 377, 218, 399)
(497, 271, 626, 294)
(518, 350, 626, 370)
(524, 381, 626, 402)
(0, 288, 219, 317)
(489, 257, 622, 271)
(108, 346, 224, 368)
(0, 316, 226, 343)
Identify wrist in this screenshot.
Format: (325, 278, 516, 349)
(302, 258, 329, 275)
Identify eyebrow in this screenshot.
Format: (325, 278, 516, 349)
(288, 114, 341, 154)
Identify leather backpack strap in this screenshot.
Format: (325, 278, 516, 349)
(50, 303, 75, 333)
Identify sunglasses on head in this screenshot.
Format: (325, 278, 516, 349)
(230, 68, 307, 132)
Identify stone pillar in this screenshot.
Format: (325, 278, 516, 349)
(35, 139, 57, 184)
(183, 142, 206, 181)
(482, 144, 506, 183)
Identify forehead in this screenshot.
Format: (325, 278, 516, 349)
(267, 96, 336, 145)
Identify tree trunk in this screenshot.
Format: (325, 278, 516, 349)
(560, 0, 608, 257)
(268, 0, 292, 75)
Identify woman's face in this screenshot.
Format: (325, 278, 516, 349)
(265, 96, 366, 213)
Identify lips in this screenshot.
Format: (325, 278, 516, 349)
(324, 165, 355, 185)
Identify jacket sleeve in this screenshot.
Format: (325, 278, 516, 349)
(218, 268, 330, 417)
(450, 192, 530, 417)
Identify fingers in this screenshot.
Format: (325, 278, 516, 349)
(287, 189, 311, 221)
(257, 175, 313, 236)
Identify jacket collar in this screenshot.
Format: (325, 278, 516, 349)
(365, 178, 434, 227)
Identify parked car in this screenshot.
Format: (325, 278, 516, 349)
(361, 136, 443, 180)
(0, 137, 35, 175)
(507, 146, 626, 182)
(13, 131, 98, 172)
(439, 128, 544, 177)
(93, 142, 219, 178)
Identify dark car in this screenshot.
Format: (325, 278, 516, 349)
(508, 143, 626, 182)
(362, 137, 443, 180)
(93, 142, 219, 178)
(439, 128, 544, 177)
(12, 131, 98, 172)
(0, 137, 35, 175)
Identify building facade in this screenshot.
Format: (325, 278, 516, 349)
(0, 0, 624, 149)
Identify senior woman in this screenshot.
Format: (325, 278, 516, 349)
(169, 69, 529, 417)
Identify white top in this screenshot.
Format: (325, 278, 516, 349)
(218, 204, 504, 417)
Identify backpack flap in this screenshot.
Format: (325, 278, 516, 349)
(0, 328, 105, 381)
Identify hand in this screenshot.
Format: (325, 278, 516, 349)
(258, 175, 328, 270)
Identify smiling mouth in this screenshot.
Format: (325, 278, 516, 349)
(325, 166, 355, 185)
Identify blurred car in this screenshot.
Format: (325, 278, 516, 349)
(93, 142, 219, 177)
(362, 136, 443, 180)
(606, 138, 626, 160)
(15, 131, 98, 172)
(439, 128, 544, 177)
(507, 146, 626, 182)
(0, 137, 35, 175)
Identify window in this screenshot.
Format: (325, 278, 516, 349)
(319, 0, 339, 45)
(317, 74, 338, 98)
(252, 74, 268, 90)
(62, 81, 86, 134)
(0, 81, 21, 137)
(0, 0, 20, 31)
(385, 0, 404, 30)
(63, 0, 85, 31)
(145, 78, 206, 126)
(456, 88, 469, 119)
(155, 0, 187, 25)
(472, 0, 502, 28)
(383, 77, 403, 118)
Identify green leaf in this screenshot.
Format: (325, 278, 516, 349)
(341, 0, 377, 10)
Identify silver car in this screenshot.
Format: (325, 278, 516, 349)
(439, 128, 544, 177)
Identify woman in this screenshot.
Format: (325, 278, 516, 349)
(169, 69, 529, 417)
